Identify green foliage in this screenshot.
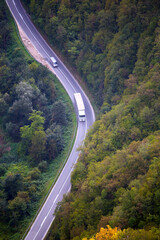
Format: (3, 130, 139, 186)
(28, 167, 41, 180)
(22, 0, 160, 106)
(83, 225, 160, 240)
(19, 111, 45, 156)
(29, 1, 160, 239)
(49, 134, 160, 240)
(51, 100, 67, 125)
(117, 228, 160, 240)
(0, 0, 76, 238)
(8, 191, 30, 223)
(4, 0, 160, 238)
(110, 155, 160, 228)
(4, 173, 23, 200)
(29, 130, 46, 163)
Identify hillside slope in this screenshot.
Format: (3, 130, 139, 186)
(0, 1, 75, 239)
(23, 0, 160, 107)
(21, 0, 160, 239)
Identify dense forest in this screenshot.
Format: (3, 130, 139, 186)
(20, 0, 160, 239)
(0, 1, 75, 239)
(22, 0, 160, 107)
(1, 0, 160, 239)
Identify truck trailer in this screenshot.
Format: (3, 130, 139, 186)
(74, 93, 86, 122)
(50, 57, 58, 67)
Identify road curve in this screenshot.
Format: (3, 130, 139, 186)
(5, 0, 95, 239)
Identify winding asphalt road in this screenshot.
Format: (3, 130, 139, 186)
(5, 0, 95, 239)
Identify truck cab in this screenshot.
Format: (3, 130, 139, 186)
(79, 110, 86, 122)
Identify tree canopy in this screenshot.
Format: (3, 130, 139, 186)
(0, 0, 74, 238)
(1, 0, 160, 238)
(23, 0, 160, 239)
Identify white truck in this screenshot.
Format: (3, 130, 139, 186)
(74, 93, 86, 122)
(50, 57, 58, 67)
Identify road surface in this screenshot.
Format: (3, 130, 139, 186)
(5, 0, 95, 239)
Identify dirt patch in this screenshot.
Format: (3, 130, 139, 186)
(17, 23, 54, 73)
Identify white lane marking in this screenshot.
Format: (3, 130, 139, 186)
(43, 216, 55, 240)
(45, 194, 58, 219)
(67, 186, 71, 193)
(41, 216, 47, 227)
(42, 169, 73, 240)
(19, 13, 23, 19)
(33, 169, 73, 240)
(58, 68, 76, 92)
(32, 229, 39, 240)
(13, 0, 15, 5)
(33, 194, 58, 240)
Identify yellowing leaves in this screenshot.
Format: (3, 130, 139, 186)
(82, 225, 120, 240)
(96, 225, 119, 240)
(82, 225, 160, 240)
